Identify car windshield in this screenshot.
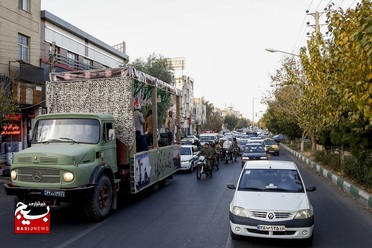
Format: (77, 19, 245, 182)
(199, 136, 214, 141)
(243, 145, 265, 153)
(181, 147, 192, 155)
(32, 118, 100, 144)
(238, 169, 304, 192)
(264, 139, 277, 145)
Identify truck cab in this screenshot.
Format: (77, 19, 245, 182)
(5, 113, 119, 221)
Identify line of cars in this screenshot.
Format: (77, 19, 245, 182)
(181, 133, 316, 244)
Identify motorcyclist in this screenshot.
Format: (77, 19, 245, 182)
(214, 141, 222, 165)
(232, 137, 240, 162)
(222, 139, 233, 162)
(198, 142, 214, 173)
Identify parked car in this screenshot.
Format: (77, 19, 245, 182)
(263, 138, 280, 156)
(227, 160, 316, 244)
(180, 145, 199, 172)
(241, 143, 268, 167)
(273, 134, 287, 143)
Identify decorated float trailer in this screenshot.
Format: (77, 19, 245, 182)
(5, 66, 181, 221)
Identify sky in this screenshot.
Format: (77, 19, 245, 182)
(40, 0, 359, 120)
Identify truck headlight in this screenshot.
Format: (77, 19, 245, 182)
(63, 172, 74, 182)
(11, 170, 17, 180)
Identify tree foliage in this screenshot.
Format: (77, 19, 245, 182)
(224, 115, 239, 131)
(264, 0, 372, 159)
(129, 53, 175, 127)
(0, 76, 17, 127)
(201, 99, 223, 132)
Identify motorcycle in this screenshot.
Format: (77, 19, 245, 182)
(224, 148, 233, 164)
(233, 148, 240, 162)
(196, 156, 212, 179)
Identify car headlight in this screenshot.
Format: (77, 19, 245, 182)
(232, 206, 248, 217)
(63, 172, 74, 182)
(294, 209, 312, 219)
(260, 156, 268, 159)
(11, 170, 17, 180)
(242, 157, 249, 160)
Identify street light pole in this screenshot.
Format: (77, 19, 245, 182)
(252, 98, 257, 129)
(265, 48, 300, 57)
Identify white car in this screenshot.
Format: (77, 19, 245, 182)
(227, 160, 316, 244)
(180, 145, 199, 172)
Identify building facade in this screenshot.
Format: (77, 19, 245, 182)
(0, 1, 129, 172)
(176, 75, 194, 136)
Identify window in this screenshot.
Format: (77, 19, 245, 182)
(67, 51, 78, 68)
(18, 0, 30, 12)
(18, 33, 29, 63)
(83, 58, 93, 70)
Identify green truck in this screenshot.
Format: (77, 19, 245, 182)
(4, 67, 182, 221)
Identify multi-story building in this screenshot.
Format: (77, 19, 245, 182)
(0, 0, 43, 161)
(176, 75, 194, 136)
(0, 1, 129, 170)
(193, 98, 206, 136)
(40, 10, 128, 74)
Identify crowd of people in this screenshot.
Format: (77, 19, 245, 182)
(133, 105, 180, 152)
(133, 105, 241, 174)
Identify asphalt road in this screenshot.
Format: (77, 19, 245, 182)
(0, 148, 371, 248)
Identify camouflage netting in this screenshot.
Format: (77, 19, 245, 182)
(46, 77, 134, 149)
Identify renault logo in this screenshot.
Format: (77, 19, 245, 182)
(32, 170, 43, 182)
(268, 212, 275, 219)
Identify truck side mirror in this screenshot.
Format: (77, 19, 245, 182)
(108, 129, 115, 141)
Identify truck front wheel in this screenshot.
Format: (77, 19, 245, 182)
(84, 174, 113, 221)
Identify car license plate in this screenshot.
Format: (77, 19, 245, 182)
(257, 225, 285, 231)
(44, 190, 65, 197)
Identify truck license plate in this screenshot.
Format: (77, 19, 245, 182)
(44, 190, 65, 197)
(257, 225, 285, 231)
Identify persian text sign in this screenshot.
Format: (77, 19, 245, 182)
(14, 202, 50, 234)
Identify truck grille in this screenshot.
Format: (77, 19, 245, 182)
(17, 156, 59, 164)
(17, 168, 61, 183)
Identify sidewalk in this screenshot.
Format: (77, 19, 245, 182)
(282, 144, 372, 209)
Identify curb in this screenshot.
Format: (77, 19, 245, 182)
(281, 144, 372, 209)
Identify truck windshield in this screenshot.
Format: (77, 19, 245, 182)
(32, 118, 100, 144)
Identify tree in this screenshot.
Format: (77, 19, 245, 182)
(129, 53, 175, 85)
(236, 117, 249, 129)
(224, 115, 239, 131)
(129, 53, 175, 128)
(0, 75, 18, 127)
(263, 56, 308, 150)
(201, 99, 223, 132)
(300, 0, 372, 158)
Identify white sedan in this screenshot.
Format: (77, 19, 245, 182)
(227, 160, 316, 245)
(180, 145, 199, 172)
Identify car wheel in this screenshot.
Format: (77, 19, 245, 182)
(189, 162, 194, 172)
(230, 229, 240, 240)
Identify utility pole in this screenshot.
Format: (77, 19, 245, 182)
(306, 10, 325, 35)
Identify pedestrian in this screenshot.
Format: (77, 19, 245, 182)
(165, 110, 179, 143)
(133, 105, 147, 152)
(144, 110, 153, 147)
